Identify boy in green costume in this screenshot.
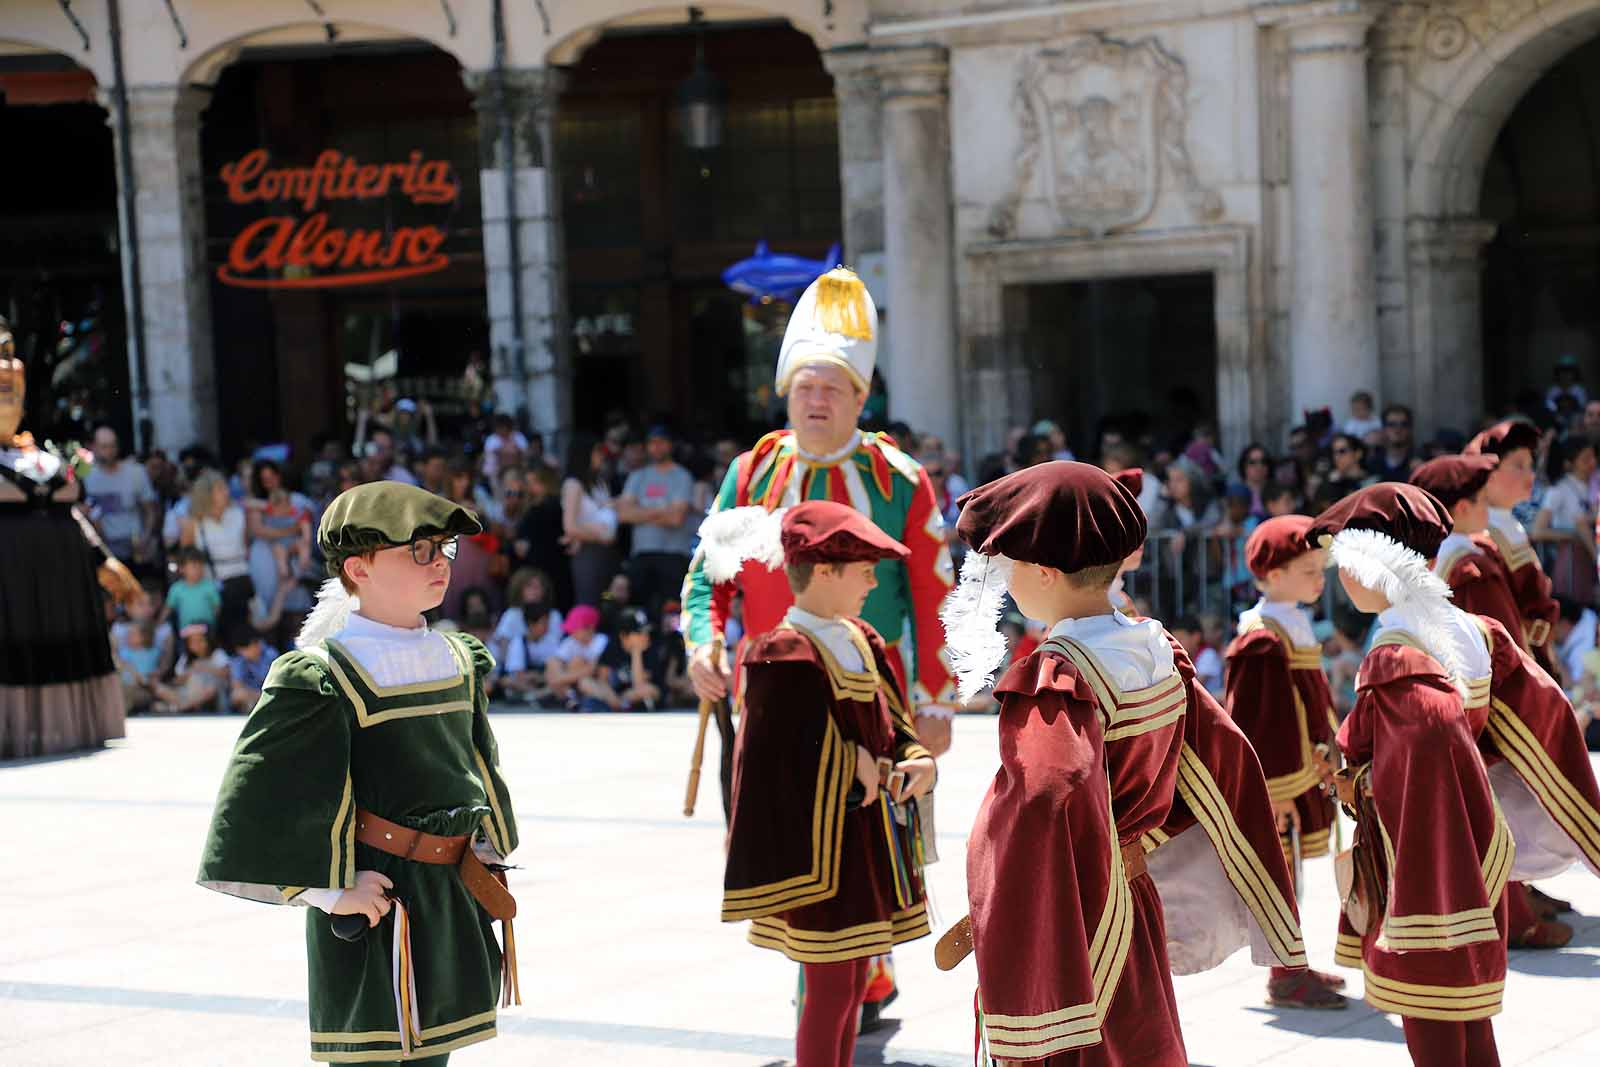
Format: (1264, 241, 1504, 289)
(198, 482, 519, 1064)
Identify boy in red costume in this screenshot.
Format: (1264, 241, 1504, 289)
(1222, 515, 1347, 1008)
(945, 462, 1190, 1065)
(710, 500, 934, 1067)
(1311, 484, 1510, 1067)
(1411, 453, 1600, 946)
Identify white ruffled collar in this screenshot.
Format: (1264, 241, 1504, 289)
(338, 611, 431, 643)
(1238, 598, 1316, 647)
(1488, 507, 1529, 545)
(1047, 611, 1177, 690)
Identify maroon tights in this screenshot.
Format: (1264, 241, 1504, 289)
(797, 959, 869, 1067)
(1401, 1017, 1500, 1067)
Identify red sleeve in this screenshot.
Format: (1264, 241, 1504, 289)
(1223, 631, 1317, 800)
(1480, 616, 1600, 874)
(902, 464, 957, 707)
(968, 655, 1124, 1061)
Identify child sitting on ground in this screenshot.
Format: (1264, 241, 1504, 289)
(151, 623, 230, 714)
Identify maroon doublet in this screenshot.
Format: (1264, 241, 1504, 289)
(1333, 639, 1511, 1023)
(721, 619, 931, 959)
(967, 638, 1187, 1066)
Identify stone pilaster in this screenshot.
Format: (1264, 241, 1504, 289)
(1259, 1, 1380, 421)
(111, 84, 219, 451)
(1407, 218, 1497, 434)
(467, 67, 570, 447)
(1372, 4, 1424, 411)
(822, 47, 886, 266)
(876, 46, 958, 451)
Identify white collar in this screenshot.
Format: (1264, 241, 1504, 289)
(1488, 507, 1528, 544)
(1434, 531, 1476, 567)
(1375, 601, 1491, 681)
(786, 606, 866, 672)
(794, 429, 862, 466)
(1239, 598, 1316, 647)
(1046, 611, 1177, 691)
(340, 611, 432, 643)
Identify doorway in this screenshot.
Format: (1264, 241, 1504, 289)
(1003, 273, 1219, 458)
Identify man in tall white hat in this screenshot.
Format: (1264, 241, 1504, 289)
(681, 265, 956, 1024)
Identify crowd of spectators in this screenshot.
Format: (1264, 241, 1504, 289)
(82, 360, 1600, 747)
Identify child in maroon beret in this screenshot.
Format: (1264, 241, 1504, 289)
(1412, 454, 1596, 948)
(1223, 514, 1347, 1009)
(943, 461, 1305, 1066)
(1311, 483, 1510, 1067)
(699, 499, 933, 1067)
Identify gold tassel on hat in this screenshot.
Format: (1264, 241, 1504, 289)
(813, 268, 874, 340)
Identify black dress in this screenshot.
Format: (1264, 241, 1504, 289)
(0, 448, 124, 758)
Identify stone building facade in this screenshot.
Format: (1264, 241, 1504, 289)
(3, 0, 1598, 463)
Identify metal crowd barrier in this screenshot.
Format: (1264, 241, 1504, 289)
(1119, 529, 1260, 624)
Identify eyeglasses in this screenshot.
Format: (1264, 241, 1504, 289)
(1332, 446, 1353, 456)
(409, 537, 459, 565)
(1245, 456, 1269, 466)
(1385, 420, 1411, 429)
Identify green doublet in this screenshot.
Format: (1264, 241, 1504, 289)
(197, 631, 518, 1063)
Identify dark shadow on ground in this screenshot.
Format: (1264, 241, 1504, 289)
(1241, 1002, 1405, 1043)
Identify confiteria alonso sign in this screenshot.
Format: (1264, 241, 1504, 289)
(216, 149, 459, 289)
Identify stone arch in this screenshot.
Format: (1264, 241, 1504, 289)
(542, 0, 866, 66)
(1409, 0, 1600, 219)
(177, 18, 472, 87)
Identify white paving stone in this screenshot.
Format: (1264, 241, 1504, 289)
(1, 712, 1597, 1065)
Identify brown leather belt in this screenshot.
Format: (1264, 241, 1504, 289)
(354, 808, 521, 1006)
(1121, 839, 1148, 881)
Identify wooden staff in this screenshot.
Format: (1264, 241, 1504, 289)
(684, 640, 727, 817)
(684, 698, 714, 817)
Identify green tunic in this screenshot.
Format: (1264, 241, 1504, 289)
(197, 631, 518, 1063)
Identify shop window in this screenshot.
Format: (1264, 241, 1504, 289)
(560, 110, 644, 250)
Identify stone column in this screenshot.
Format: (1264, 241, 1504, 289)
(467, 67, 571, 448)
(877, 47, 958, 450)
(1408, 218, 1496, 433)
(822, 48, 886, 267)
(111, 85, 219, 452)
(1371, 5, 1423, 411)
(1266, 1, 1380, 420)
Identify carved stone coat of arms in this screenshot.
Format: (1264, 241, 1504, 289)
(989, 36, 1223, 239)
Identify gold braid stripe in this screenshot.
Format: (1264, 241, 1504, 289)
(1486, 700, 1600, 868)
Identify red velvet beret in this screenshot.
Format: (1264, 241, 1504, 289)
(956, 461, 1146, 571)
(1307, 483, 1453, 559)
(1408, 454, 1498, 509)
(1464, 419, 1539, 459)
(1112, 467, 1143, 499)
(780, 500, 908, 566)
(1244, 515, 1317, 578)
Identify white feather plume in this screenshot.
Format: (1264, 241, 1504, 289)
(1328, 528, 1468, 694)
(940, 553, 1014, 703)
(695, 506, 788, 584)
(295, 577, 359, 650)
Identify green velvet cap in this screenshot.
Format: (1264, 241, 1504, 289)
(318, 481, 482, 573)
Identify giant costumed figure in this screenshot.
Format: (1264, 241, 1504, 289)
(0, 317, 142, 759)
(681, 267, 955, 1023)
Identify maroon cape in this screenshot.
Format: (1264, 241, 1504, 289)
(1223, 617, 1339, 862)
(968, 635, 1186, 1066)
(1334, 638, 1510, 1022)
(1146, 637, 1307, 972)
(1479, 615, 1600, 878)
(721, 618, 932, 961)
